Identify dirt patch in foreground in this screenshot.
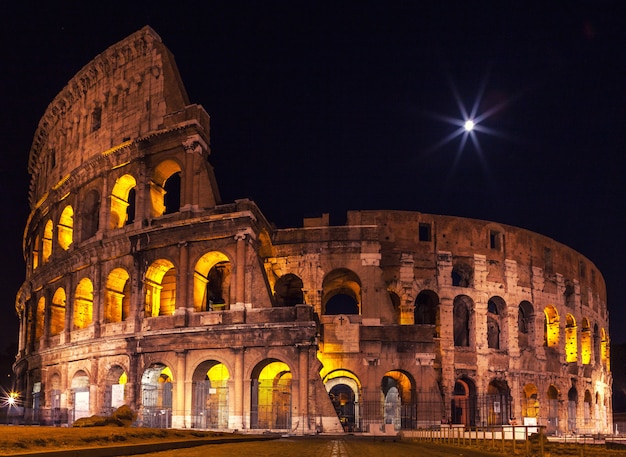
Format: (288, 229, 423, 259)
(0, 426, 247, 455)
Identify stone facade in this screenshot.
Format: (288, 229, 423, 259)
(14, 27, 611, 435)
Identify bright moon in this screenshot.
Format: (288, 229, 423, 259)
(464, 119, 475, 132)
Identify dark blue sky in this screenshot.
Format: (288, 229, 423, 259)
(1, 1, 625, 349)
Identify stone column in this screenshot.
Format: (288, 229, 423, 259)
(297, 345, 311, 434)
(230, 348, 245, 429)
(172, 350, 187, 428)
(235, 232, 246, 307)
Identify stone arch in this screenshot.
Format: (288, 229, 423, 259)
(414, 290, 439, 325)
(35, 296, 45, 342)
(322, 268, 361, 315)
(451, 261, 473, 287)
(145, 259, 177, 317)
(487, 296, 506, 350)
(453, 295, 474, 347)
(565, 314, 577, 363)
(567, 386, 578, 432)
(104, 365, 128, 414)
(518, 300, 534, 349)
(546, 384, 559, 435)
(486, 379, 511, 425)
(50, 287, 66, 336)
(105, 268, 131, 323)
(543, 305, 559, 347)
(193, 251, 231, 311)
(584, 389, 593, 426)
(150, 160, 182, 218)
(42, 219, 53, 263)
(600, 328, 609, 370)
(80, 189, 100, 240)
(382, 370, 417, 430)
(452, 377, 477, 426)
(32, 234, 40, 270)
(71, 369, 91, 422)
(73, 277, 93, 329)
(581, 317, 591, 365)
(58, 205, 74, 251)
(522, 383, 539, 419)
(110, 174, 137, 229)
(141, 363, 173, 428)
(323, 370, 362, 432)
(274, 273, 304, 307)
(191, 360, 230, 429)
(250, 359, 292, 430)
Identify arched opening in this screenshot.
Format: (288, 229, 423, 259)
(414, 290, 438, 325)
(104, 365, 128, 415)
(547, 385, 559, 435)
(150, 160, 182, 218)
(110, 174, 137, 229)
(193, 252, 231, 311)
(71, 370, 90, 423)
(81, 189, 100, 240)
(486, 380, 511, 425)
(584, 390, 592, 426)
(145, 259, 177, 317)
(105, 268, 131, 323)
(141, 364, 173, 428)
(453, 295, 473, 347)
(487, 296, 506, 350)
(600, 328, 609, 370)
(451, 377, 477, 426)
(42, 220, 53, 263)
(382, 371, 416, 430)
(250, 360, 291, 430)
(324, 370, 361, 432)
(543, 305, 559, 347)
(581, 318, 591, 365)
(73, 278, 93, 329)
(32, 234, 40, 270)
(567, 387, 578, 432)
(35, 297, 45, 342)
(58, 205, 74, 251)
(50, 288, 66, 336)
(273, 273, 304, 307)
(451, 262, 472, 287)
(518, 301, 534, 349)
(192, 361, 230, 429)
(322, 269, 361, 315)
(49, 372, 63, 425)
(522, 384, 539, 420)
(565, 314, 577, 363)
(389, 291, 402, 324)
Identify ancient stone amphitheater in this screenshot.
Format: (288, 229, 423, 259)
(13, 27, 611, 435)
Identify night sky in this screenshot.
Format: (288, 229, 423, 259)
(1, 1, 625, 352)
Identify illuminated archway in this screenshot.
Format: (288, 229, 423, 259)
(105, 268, 131, 323)
(274, 273, 304, 307)
(71, 370, 90, 422)
(150, 160, 182, 218)
(565, 314, 577, 363)
(141, 363, 173, 428)
(486, 379, 511, 425)
(110, 174, 137, 228)
(32, 234, 40, 270)
(145, 259, 176, 317)
(191, 361, 230, 429)
(382, 370, 416, 430)
(250, 360, 292, 429)
(581, 318, 591, 365)
(50, 288, 66, 336)
(600, 328, 609, 370)
(522, 384, 539, 419)
(322, 269, 362, 315)
(193, 252, 231, 311)
(543, 305, 559, 347)
(104, 365, 128, 414)
(58, 205, 74, 251)
(42, 220, 53, 263)
(73, 278, 93, 329)
(324, 369, 361, 432)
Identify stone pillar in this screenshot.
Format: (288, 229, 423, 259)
(297, 345, 311, 434)
(92, 258, 101, 338)
(175, 242, 189, 327)
(235, 232, 246, 307)
(172, 350, 187, 428)
(230, 348, 245, 429)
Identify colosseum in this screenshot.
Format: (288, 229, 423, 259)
(13, 27, 611, 435)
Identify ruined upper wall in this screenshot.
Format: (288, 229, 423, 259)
(27, 26, 190, 207)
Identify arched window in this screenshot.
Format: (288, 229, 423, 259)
(487, 296, 506, 350)
(32, 234, 40, 270)
(150, 160, 182, 218)
(274, 273, 304, 307)
(581, 318, 591, 365)
(105, 268, 131, 323)
(145, 259, 177, 317)
(110, 174, 137, 229)
(322, 269, 361, 315)
(414, 290, 438, 325)
(43, 219, 53, 263)
(50, 288, 66, 336)
(453, 295, 473, 347)
(193, 252, 231, 311)
(565, 314, 577, 363)
(73, 278, 93, 329)
(35, 297, 45, 342)
(600, 328, 609, 370)
(518, 301, 534, 349)
(58, 205, 74, 250)
(543, 305, 559, 347)
(547, 385, 559, 435)
(451, 262, 472, 287)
